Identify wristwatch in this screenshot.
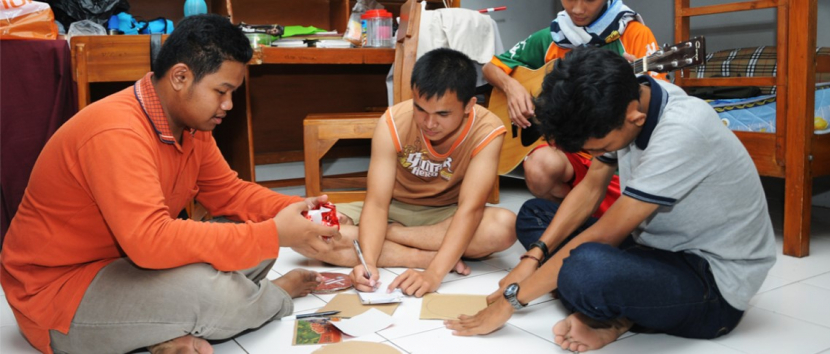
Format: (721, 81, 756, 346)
(503, 283, 527, 310)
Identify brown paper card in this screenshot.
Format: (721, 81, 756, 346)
(419, 293, 488, 320)
(318, 294, 399, 318)
(312, 341, 401, 354)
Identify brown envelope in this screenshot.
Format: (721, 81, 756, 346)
(318, 294, 400, 318)
(312, 341, 401, 354)
(419, 293, 488, 320)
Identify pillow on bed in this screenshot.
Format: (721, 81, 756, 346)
(688, 46, 830, 96)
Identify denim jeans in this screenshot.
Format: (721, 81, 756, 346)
(515, 198, 599, 254)
(515, 198, 744, 339)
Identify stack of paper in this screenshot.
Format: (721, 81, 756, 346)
(315, 39, 353, 48)
(271, 39, 306, 48)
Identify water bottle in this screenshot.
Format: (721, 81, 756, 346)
(184, 0, 208, 17)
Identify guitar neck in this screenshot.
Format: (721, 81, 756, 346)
(629, 37, 706, 75)
(630, 57, 648, 75)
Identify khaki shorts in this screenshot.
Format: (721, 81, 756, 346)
(337, 200, 458, 227)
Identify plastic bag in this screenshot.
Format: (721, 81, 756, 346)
(46, 0, 129, 26)
(66, 19, 105, 42)
(0, 1, 58, 40)
(343, 0, 383, 45)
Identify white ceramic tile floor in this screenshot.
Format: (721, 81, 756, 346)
(4, 172, 830, 353)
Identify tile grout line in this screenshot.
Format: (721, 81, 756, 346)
(383, 340, 412, 354)
(751, 305, 830, 331)
(792, 270, 830, 289)
(749, 283, 830, 331)
(503, 321, 556, 345)
(381, 325, 448, 343)
(232, 338, 250, 354)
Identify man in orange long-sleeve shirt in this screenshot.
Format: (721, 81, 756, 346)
(0, 14, 341, 354)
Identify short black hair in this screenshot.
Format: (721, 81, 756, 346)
(533, 46, 640, 152)
(410, 48, 477, 104)
(153, 14, 252, 83)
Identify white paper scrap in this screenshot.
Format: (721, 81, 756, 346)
(358, 288, 404, 305)
(330, 308, 394, 337)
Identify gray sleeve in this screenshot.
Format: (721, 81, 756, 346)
(624, 119, 717, 206)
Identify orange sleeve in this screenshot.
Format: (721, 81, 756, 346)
(77, 130, 285, 272)
(195, 133, 304, 222)
(621, 22, 669, 82)
(489, 56, 514, 75)
(472, 126, 507, 157)
(385, 109, 402, 153)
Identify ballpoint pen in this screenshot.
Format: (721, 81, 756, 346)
(280, 310, 341, 321)
(353, 239, 372, 279)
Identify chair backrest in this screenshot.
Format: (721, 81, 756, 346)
(71, 35, 168, 110)
(392, 0, 422, 104)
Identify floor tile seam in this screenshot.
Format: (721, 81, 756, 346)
(769, 269, 830, 284)
(381, 340, 412, 354)
(792, 277, 830, 291)
(504, 321, 556, 344)
(701, 339, 752, 354)
(379, 325, 447, 342)
(746, 305, 830, 331)
(230, 339, 250, 354)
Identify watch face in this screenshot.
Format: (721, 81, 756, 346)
(504, 283, 524, 310)
(505, 283, 519, 296)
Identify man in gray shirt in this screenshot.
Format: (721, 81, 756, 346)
(444, 46, 776, 353)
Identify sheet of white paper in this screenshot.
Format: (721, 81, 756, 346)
(357, 288, 404, 305)
(330, 308, 394, 337)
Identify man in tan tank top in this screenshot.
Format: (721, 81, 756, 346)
(293, 48, 517, 297)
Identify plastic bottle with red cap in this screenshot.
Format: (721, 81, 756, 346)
(361, 9, 394, 48)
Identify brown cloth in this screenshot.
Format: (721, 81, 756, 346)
(1, 39, 78, 246)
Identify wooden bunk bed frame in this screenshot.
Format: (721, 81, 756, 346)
(675, 0, 829, 257)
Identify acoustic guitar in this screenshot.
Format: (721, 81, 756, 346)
(492, 37, 707, 175)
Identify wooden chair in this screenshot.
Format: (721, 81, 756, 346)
(71, 35, 167, 110)
(303, 0, 499, 204)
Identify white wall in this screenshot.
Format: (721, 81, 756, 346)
(460, 0, 557, 50)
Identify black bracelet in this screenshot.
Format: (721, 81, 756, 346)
(520, 254, 543, 268)
(529, 241, 549, 261)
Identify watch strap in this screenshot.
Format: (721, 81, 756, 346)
(503, 283, 526, 310)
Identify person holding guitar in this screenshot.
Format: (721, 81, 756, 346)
(484, 0, 667, 250)
(447, 47, 775, 352)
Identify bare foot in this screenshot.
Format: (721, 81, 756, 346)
(271, 269, 322, 298)
(451, 259, 471, 276)
(338, 213, 354, 226)
(552, 313, 632, 353)
(148, 335, 213, 354)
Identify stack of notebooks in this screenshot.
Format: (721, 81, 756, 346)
(272, 31, 353, 48)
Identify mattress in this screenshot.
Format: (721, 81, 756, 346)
(709, 83, 830, 134)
